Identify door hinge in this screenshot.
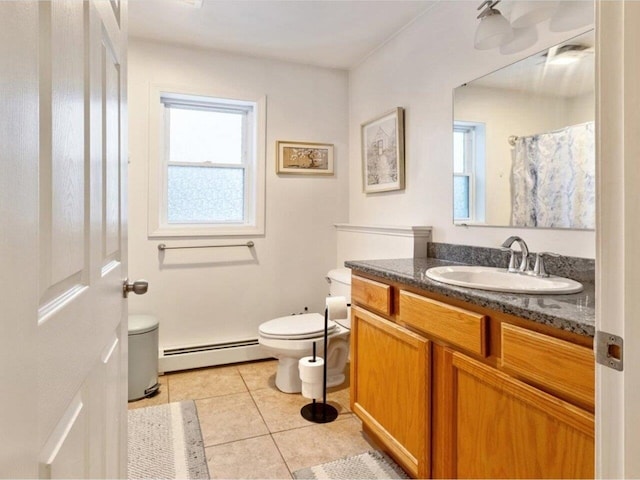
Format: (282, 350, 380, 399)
(595, 330, 624, 371)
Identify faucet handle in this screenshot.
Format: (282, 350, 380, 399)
(533, 252, 560, 277)
(500, 247, 519, 272)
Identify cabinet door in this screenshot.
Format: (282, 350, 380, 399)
(441, 349, 594, 479)
(351, 306, 430, 478)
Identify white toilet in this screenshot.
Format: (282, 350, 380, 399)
(258, 268, 352, 394)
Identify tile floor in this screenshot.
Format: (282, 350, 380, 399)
(128, 359, 377, 479)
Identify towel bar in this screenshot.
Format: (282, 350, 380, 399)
(158, 241, 254, 251)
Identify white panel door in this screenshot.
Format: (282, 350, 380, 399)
(596, 1, 640, 478)
(0, 1, 129, 477)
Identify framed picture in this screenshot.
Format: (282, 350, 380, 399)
(361, 107, 405, 193)
(276, 141, 334, 175)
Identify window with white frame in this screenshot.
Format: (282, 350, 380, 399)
(149, 90, 265, 236)
(453, 121, 485, 223)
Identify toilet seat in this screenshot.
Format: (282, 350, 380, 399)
(259, 313, 338, 340)
(258, 323, 349, 359)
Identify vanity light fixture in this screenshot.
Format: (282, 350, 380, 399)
(475, 1, 594, 54)
(510, 0, 559, 29)
(499, 24, 538, 55)
(474, 0, 514, 50)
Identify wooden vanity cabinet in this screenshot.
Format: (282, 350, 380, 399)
(350, 305, 430, 478)
(350, 273, 595, 479)
(438, 348, 594, 479)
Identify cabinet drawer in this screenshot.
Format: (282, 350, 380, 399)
(351, 275, 392, 315)
(501, 323, 595, 409)
(399, 290, 487, 357)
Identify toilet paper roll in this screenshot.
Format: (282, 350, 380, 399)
(326, 296, 348, 321)
(301, 381, 324, 400)
(299, 356, 324, 383)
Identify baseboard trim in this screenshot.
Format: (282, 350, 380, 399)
(159, 343, 269, 373)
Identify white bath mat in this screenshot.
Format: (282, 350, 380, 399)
(292, 450, 409, 480)
(128, 400, 209, 479)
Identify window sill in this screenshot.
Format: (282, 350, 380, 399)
(148, 224, 264, 238)
(454, 221, 486, 227)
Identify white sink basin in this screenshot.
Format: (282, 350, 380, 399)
(425, 265, 583, 294)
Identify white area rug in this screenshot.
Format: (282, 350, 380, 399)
(292, 450, 409, 480)
(128, 400, 209, 479)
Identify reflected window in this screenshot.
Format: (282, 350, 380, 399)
(453, 122, 485, 222)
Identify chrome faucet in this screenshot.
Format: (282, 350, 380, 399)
(501, 236, 530, 273)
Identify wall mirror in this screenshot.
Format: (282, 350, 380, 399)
(453, 30, 595, 230)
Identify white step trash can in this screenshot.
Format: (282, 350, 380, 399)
(128, 314, 160, 401)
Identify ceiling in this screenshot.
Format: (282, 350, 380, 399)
(128, 0, 437, 69)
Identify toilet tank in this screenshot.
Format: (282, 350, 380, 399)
(327, 268, 352, 303)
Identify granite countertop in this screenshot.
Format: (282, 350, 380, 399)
(345, 257, 595, 337)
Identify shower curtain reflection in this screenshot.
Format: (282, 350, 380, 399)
(510, 122, 595, 229)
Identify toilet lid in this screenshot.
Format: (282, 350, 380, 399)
(259, 313, 338, 340)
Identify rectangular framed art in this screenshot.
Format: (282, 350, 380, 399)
(276, 141, 334, 175)
(361, 107, 405, 193)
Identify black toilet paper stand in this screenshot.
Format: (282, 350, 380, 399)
(300, 307, 339, 424)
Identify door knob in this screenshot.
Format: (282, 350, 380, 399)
(123, 279, 149, 298)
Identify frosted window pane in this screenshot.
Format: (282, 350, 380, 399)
(453, 130, 465, 173)
(453, 175, 470, 220)
(169, 107, 243, 164)
(167, 166, 244, 223)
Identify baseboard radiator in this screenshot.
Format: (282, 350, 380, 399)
(159, 338, 269, 373)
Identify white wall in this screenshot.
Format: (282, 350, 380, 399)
(128, 39, 349, 351)
(568, 91, 596, 124)
(335, 224, 432, 267)
(348, 1, 595, 258)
